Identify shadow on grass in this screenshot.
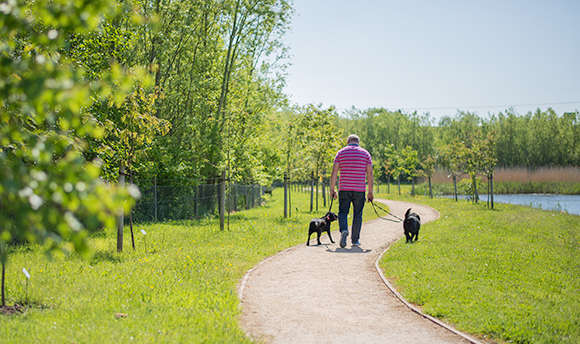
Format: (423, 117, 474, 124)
(0, 301, 51, 316)
(91, 250, 122, 264)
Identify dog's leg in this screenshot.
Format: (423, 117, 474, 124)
(307, 231, 312, 246)
(316, 230, 322, 245)
(327, 228, 334, 243)
(414, 232, 419, 242)
(405, 232, 411, 243)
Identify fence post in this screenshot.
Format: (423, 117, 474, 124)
(117, 163, 125, 252)
(284, 172, 288, 218)
(310, 171, 314, 213)
(490, 173, 494, 209)
(153, 174, 158, 222)
(246, 186, 250, 210)
(315, 173, 319, 212)
(289, 180, 292, 217)
(322, 173, 326, 208)
(219, 170, 225, 231)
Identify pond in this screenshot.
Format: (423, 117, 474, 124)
(444, 194, 580, 215)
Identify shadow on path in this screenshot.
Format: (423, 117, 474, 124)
(326, 247, 372, 254)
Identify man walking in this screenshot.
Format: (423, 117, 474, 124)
(330, 134, 373, 248)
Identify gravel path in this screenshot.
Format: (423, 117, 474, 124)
(238, 199, 472, 344)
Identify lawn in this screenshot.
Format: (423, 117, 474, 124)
(378, 187, 580, 344)
(0, 188, 377, 343)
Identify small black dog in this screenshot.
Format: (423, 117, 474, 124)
(306, 212, 338, 246)
(403, 208, 421, 243)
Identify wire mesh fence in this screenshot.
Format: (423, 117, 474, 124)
(132, 182, 264, 223)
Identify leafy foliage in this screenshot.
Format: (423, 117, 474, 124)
(0, 0, 137, 304)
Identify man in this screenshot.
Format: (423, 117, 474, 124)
(330, 134, 373, 248)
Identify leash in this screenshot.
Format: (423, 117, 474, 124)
(328, 196, 334, 213)
(370, 200, 403, 223)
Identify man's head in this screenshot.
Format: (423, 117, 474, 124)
(347, 134, 360, 145)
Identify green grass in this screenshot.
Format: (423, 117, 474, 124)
(0, 188, 377, 343)
(378, 187, 580, 344)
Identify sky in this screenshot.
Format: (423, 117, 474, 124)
(283, 0, 580, 119)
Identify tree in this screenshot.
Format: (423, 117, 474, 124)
(381, 144, 397, 194)
(400, 146, 420, 195)
(480, 132, 498, 209)
(421, 154, 436, 198)
(0, 0, 135, 307)
(438, 141, 467, 201)
(464, 144, 483, 203)
(299, 105, 342, 212)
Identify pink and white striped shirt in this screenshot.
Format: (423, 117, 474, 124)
(334, 144, 372, 192)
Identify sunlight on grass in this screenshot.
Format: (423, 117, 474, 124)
(378, 186, 579, 344)
(0, 188, 377, 343)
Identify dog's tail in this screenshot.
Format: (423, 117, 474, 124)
(405, 208, 411, 218)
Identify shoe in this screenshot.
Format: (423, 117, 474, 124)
(340, 231, 348, 248)
(352, 240, 360, 247)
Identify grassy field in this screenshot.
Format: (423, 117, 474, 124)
(378, 187, 580, 344)
(0, 188, 377, 343)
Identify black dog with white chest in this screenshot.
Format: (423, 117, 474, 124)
(403, 208, 421, 243)
(306, 212, 338, 246)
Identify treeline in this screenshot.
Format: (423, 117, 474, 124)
(0, 0, 296, 302)
(50, 0, 292, 187)
(344, 107, 579, 170)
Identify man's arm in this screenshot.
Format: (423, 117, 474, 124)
(330, 161, 339, 199)
(366, 163, 374, 202)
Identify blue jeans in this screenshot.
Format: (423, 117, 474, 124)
(338, 190, 366, 243)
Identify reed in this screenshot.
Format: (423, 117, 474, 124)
(431, 166, 580, 184)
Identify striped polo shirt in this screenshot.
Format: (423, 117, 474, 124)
(334, 144, 372, 192)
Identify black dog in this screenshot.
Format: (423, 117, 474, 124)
(306, 212, 338, 246)
(403, 208, 421, 243)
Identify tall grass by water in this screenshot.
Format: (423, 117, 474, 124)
(379, 187, 580, 344)
(0, 188, 377, 343)
(421, 166, 580, 195)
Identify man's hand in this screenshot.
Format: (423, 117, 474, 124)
(330, 190, 337, 199)
(367, 191, 374, 202)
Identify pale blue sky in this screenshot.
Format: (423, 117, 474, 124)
(283, 0, 580, 118)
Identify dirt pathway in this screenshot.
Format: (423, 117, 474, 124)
(238, 199, 472, 344)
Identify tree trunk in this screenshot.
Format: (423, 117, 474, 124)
(411, 177, 415, 195)
(117, 162, 125, 252)
(428, 176, 433, 198)
(1, 259, 5, 307)
(387, 176, 390, 194)
(397, 176, 401, 195)
(453, 175, 458, 201)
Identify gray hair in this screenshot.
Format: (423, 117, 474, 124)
(347, 134, 360, 144)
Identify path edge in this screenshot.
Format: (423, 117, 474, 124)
(374, 200, 482, 344)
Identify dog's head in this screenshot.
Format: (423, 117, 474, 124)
(324, 212, 338, 222)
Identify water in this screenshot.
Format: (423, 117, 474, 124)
(444, 194, 580, 215)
